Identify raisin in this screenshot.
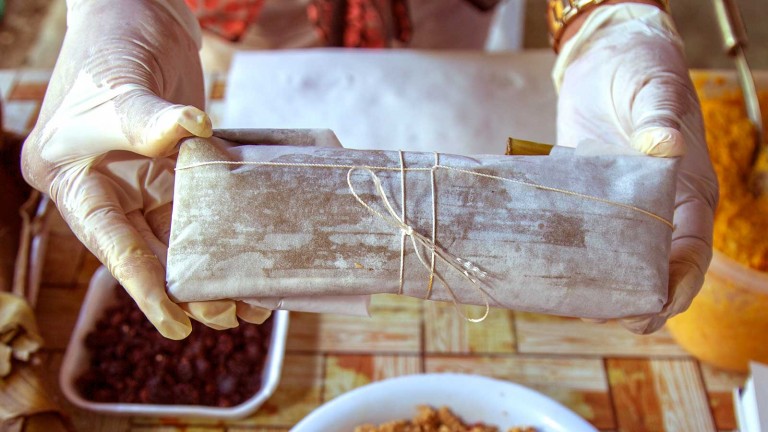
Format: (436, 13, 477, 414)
(75, 285, 273, 406)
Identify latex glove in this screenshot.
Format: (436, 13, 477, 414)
(553, 3, 719, 334)
(21, 0, 269, 340)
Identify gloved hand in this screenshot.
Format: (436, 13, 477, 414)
(21, 0, 270, 340)
(553, 3, 719, 334)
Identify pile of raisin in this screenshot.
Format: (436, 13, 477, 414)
(76, 286, 273, 407)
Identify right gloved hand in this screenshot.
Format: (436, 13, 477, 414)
(554, 3, 719, 334)
(21, 0, 270, 340)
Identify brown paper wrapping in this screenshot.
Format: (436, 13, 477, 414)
(166, 132, 678, 319)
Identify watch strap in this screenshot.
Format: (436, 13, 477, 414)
(547, 0, 670, 53)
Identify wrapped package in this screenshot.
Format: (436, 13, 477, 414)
(166, 131, 678, 320)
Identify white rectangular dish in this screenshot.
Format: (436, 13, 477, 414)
(59, 266, 288, 419)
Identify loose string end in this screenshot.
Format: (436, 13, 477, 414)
(424, 274, 434, 300)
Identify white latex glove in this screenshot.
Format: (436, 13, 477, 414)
(21, 0, 270, 340)
(553, 3, 718, 334)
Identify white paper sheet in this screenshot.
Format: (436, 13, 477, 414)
(221, 49, 558, 154)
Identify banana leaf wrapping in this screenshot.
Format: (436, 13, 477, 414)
(166, 132, 678, 319)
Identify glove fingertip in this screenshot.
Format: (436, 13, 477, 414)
(620, 315, 666, 335)
(119, 269, 193, 340)
(154, 313, 194, 340)
(181, 301, 240, 330)
(140, 296, 194, 340)
(630, 127, 685, 157)
(176, 106, 213, 138)
(236, 302, 273, 325)
(144, 105, 212, 157)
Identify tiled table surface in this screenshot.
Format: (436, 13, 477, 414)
(1, 68, 748, 432)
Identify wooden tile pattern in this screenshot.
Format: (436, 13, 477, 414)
(324, 354, 422, 402)
(607, 359, 716, 432)
(515, 312, 689, 357)
(700, 363, 744, 431)
(7, 81, 48, 101)
(426, 355, 615, 430)
(424, 302, 516, 354)
(132, 427, 226, 432)
(228, 428, 291, 432)
(40, 231, 87, 286)
(35, 285, 88, 350)
(286, 294, 421, 354)
(2, 69, 750, 432)
(3, 100, 39, 134)
(0, 69, 17, 99)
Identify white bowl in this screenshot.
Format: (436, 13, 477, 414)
(59, 266, 288, 419)
(292, 373, 597, 432)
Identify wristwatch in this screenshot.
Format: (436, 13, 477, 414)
(546, 0, 670, 53)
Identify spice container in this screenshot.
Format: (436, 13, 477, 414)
(666, 70, 768, 373)
(59, 266, 288, 419)
(667, 250, 768, 372)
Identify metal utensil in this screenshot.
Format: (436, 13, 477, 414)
(713, 0, 768, 196)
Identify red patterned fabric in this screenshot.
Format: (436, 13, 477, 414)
(185, 0, 497, 47)
(307, 0, 413, 48)
(184, 0, 265, 41)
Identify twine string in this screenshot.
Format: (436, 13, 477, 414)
(398, 151, 406, 296)
(427, 153, 438, 300)
(345, 161, 490, 323)
(176, 159, 673, 230)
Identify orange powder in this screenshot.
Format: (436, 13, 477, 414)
(696, 78, 768, 272)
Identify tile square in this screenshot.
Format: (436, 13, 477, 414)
(131, 427, 224, 432)
(425, 355, 614, 430)
(323, 354, 422, 402)
(700, 363, 747, 431)
(35, 285, 87, 350)
(41, 231, 87, 287)
(424, 302, 516, 354)
(286, 294, 421, 353)
(0, 69, 17, 101)
(8, 82, 48, 101)
(2, 100, 38, 134)
(227, 428, 290, 432)
(47, 206, 74, 235)
(607, 358, 715, 432)
(16, 69, 54, 85)
(516, 312, 689, 356)
(76, 252, 103, 286)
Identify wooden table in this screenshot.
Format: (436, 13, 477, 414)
(0, 68, 747, 432)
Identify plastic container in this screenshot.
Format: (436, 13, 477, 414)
(59, 266, 288, 419)
(666, 250, 768, 373)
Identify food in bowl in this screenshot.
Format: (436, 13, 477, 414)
(75, 284, 273, 407)
(354, 405, 536, 432)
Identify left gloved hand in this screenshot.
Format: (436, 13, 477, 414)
(21, 0, 270, 340)
(553, 3, 719, 334)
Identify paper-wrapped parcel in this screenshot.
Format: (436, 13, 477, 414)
(166, 132, 678, 320)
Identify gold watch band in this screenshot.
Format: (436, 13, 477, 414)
(546, 0, 670, 53)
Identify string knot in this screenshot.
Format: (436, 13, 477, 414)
(346, 154, 491, 323)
